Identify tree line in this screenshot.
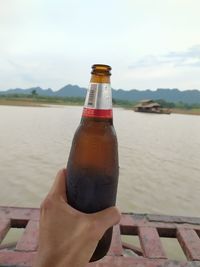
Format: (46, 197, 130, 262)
(0, 93, 200, 109)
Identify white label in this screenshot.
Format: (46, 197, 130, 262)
(84, 83, 112, 110)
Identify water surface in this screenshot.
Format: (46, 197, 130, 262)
(0, 105, 200, 259)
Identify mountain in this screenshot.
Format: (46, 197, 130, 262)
(0, 85, 87, 98)
(1, 85, 200, 104)
(0, 87, 55, 96)
(55, 84, 86, 97)
(112, 88, 200, 104)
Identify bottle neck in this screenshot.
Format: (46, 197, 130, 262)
(82, 74, 113, 121)
(90, 74, 110, 84)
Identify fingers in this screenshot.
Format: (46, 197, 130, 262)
(92, 207, 121, 233)
(48, 168, 67, 201)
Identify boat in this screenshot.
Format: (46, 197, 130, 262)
(134, 100, 171, 114)
(0, 206, 200, 266)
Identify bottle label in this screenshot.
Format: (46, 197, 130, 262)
(82, 83, 112, 118)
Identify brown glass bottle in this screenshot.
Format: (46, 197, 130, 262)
(66, 64, 119, 262)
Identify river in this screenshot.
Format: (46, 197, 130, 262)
(0, 105, 200, 259)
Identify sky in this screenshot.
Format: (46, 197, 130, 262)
(0, 0, 200, 91)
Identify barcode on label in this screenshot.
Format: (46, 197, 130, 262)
(88, 84, 97, 106)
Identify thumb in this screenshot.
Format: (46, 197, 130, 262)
(48, 169, 67, 201)
(92, 207, 121, 235)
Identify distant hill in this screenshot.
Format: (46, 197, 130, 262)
(112, 88, 200, 104)
(1, 85, 200, 104)
(0, 87, 55, 97)
(55, 85, 86, 97)
(0, 85, 86, 98)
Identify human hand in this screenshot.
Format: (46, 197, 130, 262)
(33, 169, 121, 267)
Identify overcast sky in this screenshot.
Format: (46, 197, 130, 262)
(0, 0, 200, 91)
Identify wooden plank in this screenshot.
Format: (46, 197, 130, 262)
(16, 220, 39, 251)
(0, 254, 163, 267)
(0, 251, 36, 267)
(120, 214, 134, 226)
(122, 213, 200, 226)
(138, 226, 167, 259)
(0, 254, 199, 267)
(147, 221, 200, 232)
(107, 225, 123, 256)
(147, 214, 200, 225)
(1, 207, 200, 226)
(0, 219, 10, 243)
(87, 257, 176, 267)
(1, 207, 200, 267)
(177, 228, 200, 260)
(121, 213, 200, 232)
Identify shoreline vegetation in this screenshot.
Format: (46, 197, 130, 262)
(0, 94, 200, 115)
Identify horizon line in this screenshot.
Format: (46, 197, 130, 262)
(0, 85, 200, 92)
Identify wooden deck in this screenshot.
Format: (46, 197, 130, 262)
(0, 206, 200, 266)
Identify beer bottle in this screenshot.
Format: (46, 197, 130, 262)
(66, 64, 119, 262)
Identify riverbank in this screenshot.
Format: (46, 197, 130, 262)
(0, 98, 45, 107)
(0, 97, 200, 115)
(171, 108, 200, 116)
(0, 97, 83, 107)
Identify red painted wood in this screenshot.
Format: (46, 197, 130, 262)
(107, 225, 123, 256)
(177, 228, 200, 260)
(16, 220, 39, 251)
(0, 253, 172, 267)
(0, 253, 195, 267)
(0, 251, 36, 266)
(120, 214, 134, 226)
(87, 257, 187, 267)
(0, 219, 10, 243)
(1, 207, 200, 267)
(138, 226, 167, 259)
(120, 213, 200, 234)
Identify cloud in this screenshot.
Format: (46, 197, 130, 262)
(129, 45, 200, 69)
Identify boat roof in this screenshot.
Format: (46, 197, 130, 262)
(135, 102, 160, 108)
